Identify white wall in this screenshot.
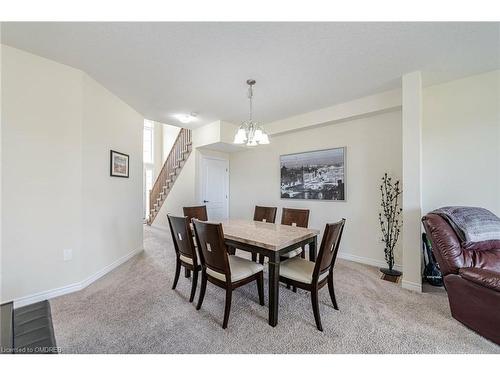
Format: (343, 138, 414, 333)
(265, 89, 402, 136)
(192, 120, 222, 148)
(1, 45, 84, 301)
(422, 70, 500, 216)
(161, 123, 181, 164)
(229, 110, 403, 268)
(81, 75, 144, 278)
(1, 45, 143, 303)
(153, 122, 164, 179)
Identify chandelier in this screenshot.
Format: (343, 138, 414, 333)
(233, 79, 270, 146)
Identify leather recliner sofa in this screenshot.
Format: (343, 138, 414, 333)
(422, 213, 500, 345)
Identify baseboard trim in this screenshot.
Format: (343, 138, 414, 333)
(12, 248, 410, 307)
(12, 281, 83, 309)
(338, 252, 402, 272)
(79, 248, 144, 289)
(402, 279, 422, 293)
(13, 248, 144, 308)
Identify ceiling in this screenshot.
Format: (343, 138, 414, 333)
(2, 22, 499, 128)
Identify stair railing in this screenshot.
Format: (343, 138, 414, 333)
(149, 128, 192, 220)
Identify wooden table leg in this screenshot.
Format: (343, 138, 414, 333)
(268, 258, 280, 327)
(309, 236, 317, 262)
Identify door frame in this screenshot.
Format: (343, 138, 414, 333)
(197, 152, 230, 220)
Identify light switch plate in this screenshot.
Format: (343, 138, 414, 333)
(63, 248, 73, 261)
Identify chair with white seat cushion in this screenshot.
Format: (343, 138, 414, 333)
(277, 208, 311, 291)
(168, 214, 201, 303)
(279, 219, 346, 331)
(246, 206, 277, 261)
(206, 255, 264, 282)
(228, 205, 277, 259)
(257, 207, 310, 266)
(183, 205, 208, 222)
(279, 257, 329, 284)
(192, 219, 265, 329)
(280, 208, 310, 259)
(183, 205, 208, 245)
(253, 205, 278, 224)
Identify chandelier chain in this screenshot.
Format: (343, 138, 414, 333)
(248, 85, 253, 122)
(233, 79, 269, 146)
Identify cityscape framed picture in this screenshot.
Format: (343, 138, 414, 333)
(110, 150, 129, 178)
(280, 147, 345, 201)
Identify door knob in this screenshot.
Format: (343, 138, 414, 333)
(203, 200, 209, 203)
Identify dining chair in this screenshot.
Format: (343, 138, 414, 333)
(250, 206, 277, 261)
(253, 205, 277, 223)
(257, 207, 310, 272)
(279, 219, 346, 331)
(192, 219, 265, 329)
(183, 205, 208, 223)
(280, 208, 310, 259)
(277, 208, 311, 291)
(167, 214, 201, 303)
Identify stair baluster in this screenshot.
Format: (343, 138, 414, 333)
(147, 128, 192, 225)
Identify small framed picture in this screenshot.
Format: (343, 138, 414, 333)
(110, 150, 129, 178)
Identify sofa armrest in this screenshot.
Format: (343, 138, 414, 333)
(459, 267, 500, 292)
(422, 213, 465, 275)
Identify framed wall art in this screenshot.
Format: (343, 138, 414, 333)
(110, 150, 129, 178)
(280, 147, 345, 201)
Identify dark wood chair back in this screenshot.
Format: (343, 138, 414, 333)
(192, 219, 230, 279)
(167, 214, 198, 266)
(183, 205, 208, 223)
(313, 219, 346, 279)
(281, 208, 310, 228)
(253, 206, 277, 223)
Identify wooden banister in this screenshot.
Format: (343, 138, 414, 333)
(148, 128, 192, 224)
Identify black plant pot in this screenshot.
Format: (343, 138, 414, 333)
(380, 268, 402, 277)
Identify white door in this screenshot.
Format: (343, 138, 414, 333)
(201, 156, 229, 221)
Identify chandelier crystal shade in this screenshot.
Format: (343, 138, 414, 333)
(233, 79, 270, 146)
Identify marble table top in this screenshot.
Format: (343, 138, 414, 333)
(221, 219, 320, 251)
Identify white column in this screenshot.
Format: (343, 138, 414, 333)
(402, 71, 423, 292)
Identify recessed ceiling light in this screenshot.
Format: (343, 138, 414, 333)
(174, 113, 197, 124)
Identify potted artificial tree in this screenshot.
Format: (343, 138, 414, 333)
(378, 173, 403, 281)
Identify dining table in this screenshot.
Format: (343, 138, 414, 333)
(221, 219, 320, 327)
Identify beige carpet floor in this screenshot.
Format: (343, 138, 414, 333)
(49, 225, 499, 354)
